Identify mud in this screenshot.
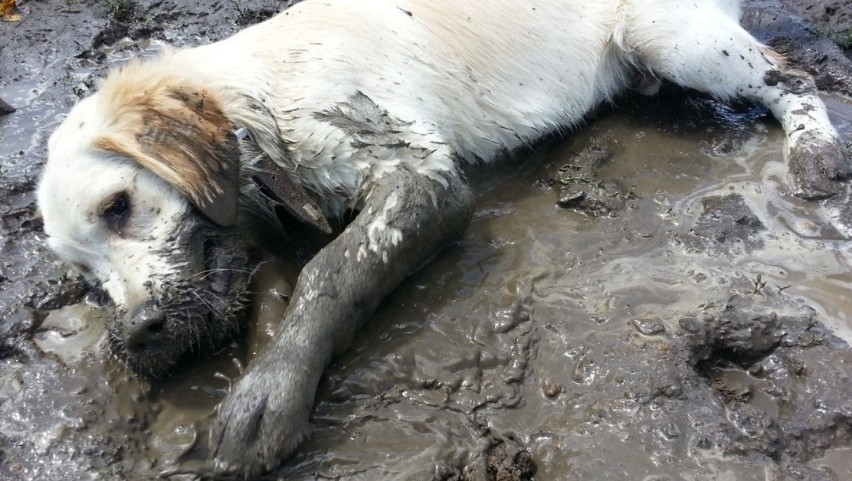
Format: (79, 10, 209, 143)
(743, 0, 852, 94)
(547, 142, 634, 217)
(0, 97, 13, 115)
(2, 1, 852, 480)
(678, 194, 767, 254)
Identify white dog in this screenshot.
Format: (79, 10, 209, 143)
(37, 0, 848, 477)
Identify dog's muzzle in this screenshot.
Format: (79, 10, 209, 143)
(113, 227, 252, 377)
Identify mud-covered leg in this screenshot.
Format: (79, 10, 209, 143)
(760, 68, 850, 199)
(209, 165, 474, 478)
(622, 0, 850, 198)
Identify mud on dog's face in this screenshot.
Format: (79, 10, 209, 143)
(37, 77, 250, 377)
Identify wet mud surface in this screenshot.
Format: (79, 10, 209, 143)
(744, 1, 852, 95)
(2, 1, 852, 480)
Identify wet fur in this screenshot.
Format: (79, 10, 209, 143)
(37, 0, 848, 477)
(93, 79, 242, 226)
(107, 226, 251, 376)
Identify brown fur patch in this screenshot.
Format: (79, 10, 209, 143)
(92, 68, 240, 226)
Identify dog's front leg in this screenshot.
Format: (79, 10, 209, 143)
(210, 165, 474, 478)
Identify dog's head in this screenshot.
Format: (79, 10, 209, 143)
(37, 66, 252, 377)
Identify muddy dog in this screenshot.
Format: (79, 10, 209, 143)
(37, 0, 849, 477)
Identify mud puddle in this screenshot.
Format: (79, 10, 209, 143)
(275, 91, 852, 481)
(2, 1, 852, 480)
(14, 89, 850, 481)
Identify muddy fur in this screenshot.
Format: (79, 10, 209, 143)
(108, 225, 252, 377)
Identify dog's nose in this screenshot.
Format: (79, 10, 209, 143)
(126, 301, 167, 352)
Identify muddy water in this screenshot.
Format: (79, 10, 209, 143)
(275, 94, 852, 480)
(11, 90, 851, 480)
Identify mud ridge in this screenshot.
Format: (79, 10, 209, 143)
(682, 295, 852, 464)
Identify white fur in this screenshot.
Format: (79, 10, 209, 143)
(359, 191, 404, 263)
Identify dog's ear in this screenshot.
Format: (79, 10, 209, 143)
(93, 86, 240, 226)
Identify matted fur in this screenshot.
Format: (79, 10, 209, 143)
(93, 72, 241, 226)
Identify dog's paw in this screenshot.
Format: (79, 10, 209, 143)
(787, 131, 851, 200)
(209, 361, 314, 478)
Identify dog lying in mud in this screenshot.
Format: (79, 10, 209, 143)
(37, 0, 849, 477)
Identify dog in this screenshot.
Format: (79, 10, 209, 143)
(37, 0, 849, 477)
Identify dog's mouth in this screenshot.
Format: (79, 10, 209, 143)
(113, 231, 251, 378)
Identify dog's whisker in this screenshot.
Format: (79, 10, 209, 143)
(188, 290, 219, 315)
(190, 266, 256, 281)
(213, 371, 233, 391)
(185, 307, 199, 355)
(231, 358, 245, 376)
(247, 260, 271, 280)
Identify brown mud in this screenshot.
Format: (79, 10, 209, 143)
(2, 1, 852, 480)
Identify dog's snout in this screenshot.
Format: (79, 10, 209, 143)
(126, 302, 167, 353)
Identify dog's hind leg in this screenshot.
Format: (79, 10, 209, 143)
(618, 0, 850, 199)
(210, 165, 474, 477)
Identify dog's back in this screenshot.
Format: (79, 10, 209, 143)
(221, 0, 626, 162)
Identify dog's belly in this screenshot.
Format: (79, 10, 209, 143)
(359, 0, 626, 163)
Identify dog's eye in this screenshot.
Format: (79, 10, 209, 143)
(102, 192, 131, 233)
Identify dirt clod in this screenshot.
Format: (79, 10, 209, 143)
(485, 440, 536, 481)
(549, 142, 633, 217)
(27, 275, 87, 312)
(541, 378, 563, 397)
(0, 97, 14, 115)
(687, 295, 852, 463)
(632, 318, 666, 336)
(678, 194, 766, 254)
